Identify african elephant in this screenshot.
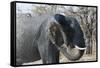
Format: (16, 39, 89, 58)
(16, 13, 86, 65)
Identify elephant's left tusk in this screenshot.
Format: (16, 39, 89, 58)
(75, 45, 86, 50)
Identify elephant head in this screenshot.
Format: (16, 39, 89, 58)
(48, 14, 86, 61)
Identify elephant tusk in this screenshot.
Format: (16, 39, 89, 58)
(75, 45, 86, 50)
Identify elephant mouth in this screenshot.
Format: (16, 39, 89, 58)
(61, 44, 80, 56)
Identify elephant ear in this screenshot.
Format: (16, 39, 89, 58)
(59, 17, 86, 61)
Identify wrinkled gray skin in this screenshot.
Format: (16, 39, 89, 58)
(16, 14, 86, 65)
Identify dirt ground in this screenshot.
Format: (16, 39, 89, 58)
(23, 45, 97, 65)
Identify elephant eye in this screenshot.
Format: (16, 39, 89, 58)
(48, 22, 64, 45)
(49, 23, 57, 37)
